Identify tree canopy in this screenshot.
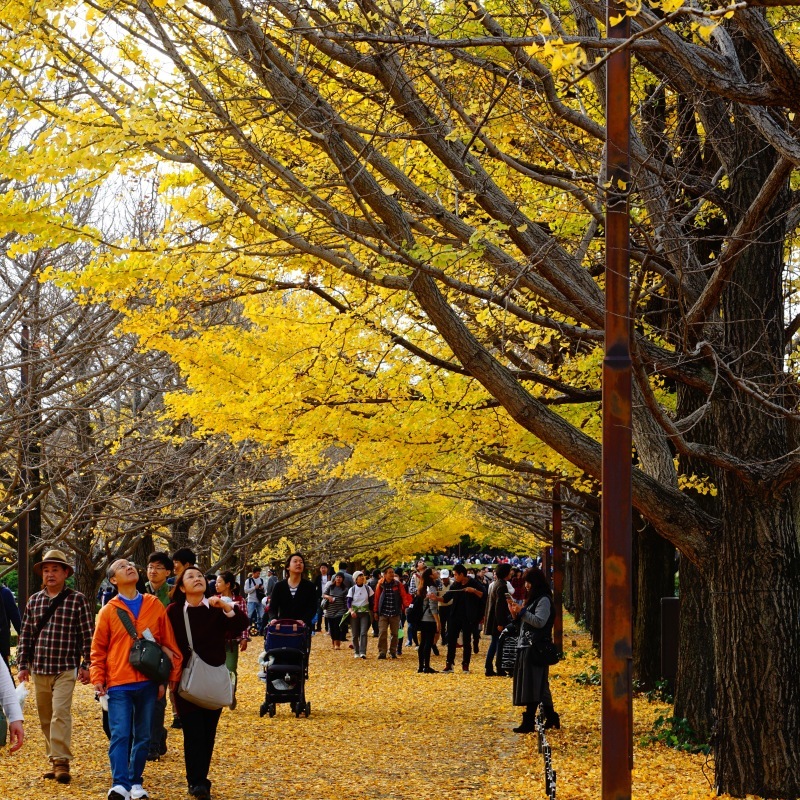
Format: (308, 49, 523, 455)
(3, 0, 800, 793)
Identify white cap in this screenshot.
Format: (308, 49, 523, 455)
(440, 568, 450, 578)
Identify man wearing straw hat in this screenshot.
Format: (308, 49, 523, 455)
(17, 548, 94, 784)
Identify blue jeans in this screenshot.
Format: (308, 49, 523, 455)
(247, 600, 264, 626)
(107, 682, 158, 791)
(485, 632, 501, 672)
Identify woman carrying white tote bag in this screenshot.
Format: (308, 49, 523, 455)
(167, 567, 248, 800)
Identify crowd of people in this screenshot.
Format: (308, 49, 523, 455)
(0, 547, 559, 800)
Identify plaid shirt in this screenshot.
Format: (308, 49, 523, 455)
(17, 589, 95, 675)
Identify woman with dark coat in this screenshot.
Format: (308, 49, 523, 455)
(267, 553, 318, 627)
(507, 567, 560, 733)
(167, 567, 248, 799)
(485, 562, 513, 676)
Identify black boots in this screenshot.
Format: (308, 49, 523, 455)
(513, 711, 537, 733)
(513, 707, 560, 733)
(542, 707, 561, 730)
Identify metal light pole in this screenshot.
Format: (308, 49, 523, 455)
(602, 0, 633, 796)
(18, 322, 30, 610)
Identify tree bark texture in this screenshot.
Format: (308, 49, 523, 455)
(674, 556, 715, 742)
(633, 516, 676, 689)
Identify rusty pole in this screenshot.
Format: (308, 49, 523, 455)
(552, 481, 563, 652)
(602, 0, 633, 796)
(18, 322, 30, 611)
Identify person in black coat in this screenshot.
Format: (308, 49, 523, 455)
(442, 563, 487, 673)
(167, 567, 248, 800)
(507, 567, 560, 733)
(267, 553, 317, 627)
(0, 584, 21, 668)
(484, 562, 513, 676)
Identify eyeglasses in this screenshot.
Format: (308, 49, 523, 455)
(147, 564, 168, 571)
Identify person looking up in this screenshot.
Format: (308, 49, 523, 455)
(91, 559, 181, 800)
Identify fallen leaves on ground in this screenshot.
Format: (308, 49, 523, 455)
(0, 619, 767, 798)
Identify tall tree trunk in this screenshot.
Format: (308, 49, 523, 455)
(633, 515, 676, 688)
(709, 486, 800, 796)
(584, 516, 601, 647)
(674, 556, 714, 740)
(706, 79, 800, 794)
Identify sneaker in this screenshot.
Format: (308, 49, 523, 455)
(108, 787, 130, 800)
(378, 653, 387, 660)
(353, 653, 360, 659)
(390, 652, 398, 659)
(442, 665, 454, 673)
(131, 785, 149, 799)
(171, 714, 182, 729)
(360, 654, 366, 659)
(462, 666, 470, 673)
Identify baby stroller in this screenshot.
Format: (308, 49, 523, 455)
(259, 619, 311, 718)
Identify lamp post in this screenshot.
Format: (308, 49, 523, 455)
(602, 0, 633, 796)
(18, 322, 30, 610)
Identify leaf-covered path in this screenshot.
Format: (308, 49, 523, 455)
(2, 618, 733, 799)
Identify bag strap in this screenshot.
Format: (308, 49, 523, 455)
(33, 589, 71, 640)
(115, 606, 139, 641)
(182, 603, 195, 651)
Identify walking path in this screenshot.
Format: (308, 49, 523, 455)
(1, 617, 721, 799)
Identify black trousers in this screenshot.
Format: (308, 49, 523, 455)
(149, 693, 167, 756)
(446, 618, 476, 668)
(417, 620, 436, 670)
(181, 707, 222, 791)
(438, 608, 450, 644)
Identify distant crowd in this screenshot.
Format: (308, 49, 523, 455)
(0, 547, 559, 800)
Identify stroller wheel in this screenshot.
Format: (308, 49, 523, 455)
(259, 703, 267, 718)
(268, 703, 276, 718)
(249, 624, 260, 637)
(289, 701, 296, 712)
(304, 702, 311, 718)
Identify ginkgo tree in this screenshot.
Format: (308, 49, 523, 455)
(3, 0, 800, 793)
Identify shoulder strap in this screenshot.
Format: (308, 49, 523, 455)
(33, 589, 71, 640)
(115, 606, 139, 640)
(182, 603, 194, 651)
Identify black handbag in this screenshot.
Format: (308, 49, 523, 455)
(529, 639, 560, 666)
(116, 608, 172, 683)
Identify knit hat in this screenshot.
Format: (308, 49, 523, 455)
(352, 570, 364, 581)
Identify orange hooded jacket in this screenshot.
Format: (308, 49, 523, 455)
(90, 593, 182, 688)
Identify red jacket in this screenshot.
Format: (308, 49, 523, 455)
(90, 594, 182, 689)
(373, 578, 412, 616)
